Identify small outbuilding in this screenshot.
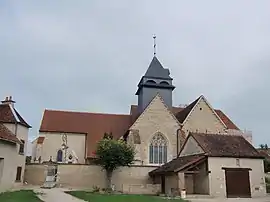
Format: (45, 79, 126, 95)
(149, 132, 266, 198)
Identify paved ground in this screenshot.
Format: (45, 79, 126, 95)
(15, 186, 270, 202)
(33, 188, 86, 202)
(189, 196, 270, 202)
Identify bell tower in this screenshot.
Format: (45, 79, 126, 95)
(136, 56, 175, 114)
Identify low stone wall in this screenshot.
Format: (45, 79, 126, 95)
(24, 164, 160, 194)
(24, 164, 47, 185)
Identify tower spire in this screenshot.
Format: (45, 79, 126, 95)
(153, 35, 156, 56)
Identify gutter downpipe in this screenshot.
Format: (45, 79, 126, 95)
(176, 125, 183, 157)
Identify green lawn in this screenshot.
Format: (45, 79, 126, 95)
(0, 190, 42, 202)
(66, 191, 188, 202)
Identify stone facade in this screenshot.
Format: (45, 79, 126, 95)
(36, 132, 86, 164)
(180, 136, 204, 157)
(24, 164, 160, 194)
(181, 96, 227, 135)
(0, 124, 29, 192)
(127, 94, 181, 165)
(208, 157, 266, 198)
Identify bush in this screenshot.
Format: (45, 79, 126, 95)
(92, 185, 100, 193)
(266, 177, 270, 193)
(266, 184, 270, 193)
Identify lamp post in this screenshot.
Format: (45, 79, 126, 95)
(61, 134, 69, 163)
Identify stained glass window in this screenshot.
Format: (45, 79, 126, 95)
(149, 133, 167, 164)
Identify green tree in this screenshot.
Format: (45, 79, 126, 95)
(260, 144, 269, 149)
(264, 160, 270, 173)
(259, 143, 270, 173)
(95, 138, 135, 189)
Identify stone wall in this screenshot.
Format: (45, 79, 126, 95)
(24, 164, 160, 194)
(24, 164, 47, 186)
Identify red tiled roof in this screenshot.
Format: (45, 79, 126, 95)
(40, 100, 239, 158)
(39, 110, 132, 157)
(0, 123, 21, 144)
(0, 104, 31, 128)
(190, 132, 262, 158)
(215, 110, 239, 130)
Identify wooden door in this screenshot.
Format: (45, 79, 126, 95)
(225, 168, 251, 198)
(161, 175, 165, 194)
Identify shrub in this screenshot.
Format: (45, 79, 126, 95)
(92, 185, 100, 193)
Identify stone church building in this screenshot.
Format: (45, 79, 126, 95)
(31, 56, 266, 198)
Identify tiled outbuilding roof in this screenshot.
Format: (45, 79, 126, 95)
(0, 123, 21, 144)
(190, 132, 262, 158)
(149, 154, 206, 176)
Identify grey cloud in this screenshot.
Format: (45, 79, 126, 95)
(1, 0, 270, 146)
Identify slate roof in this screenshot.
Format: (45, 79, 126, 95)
(0, 123, 21, 144)
(144, 56, 172, 79)
(149, 154, 206, 176)
(0, 103, 31, 128)
(190, 132, 263, 158)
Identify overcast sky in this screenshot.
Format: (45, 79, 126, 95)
(1, 1, 270, 146)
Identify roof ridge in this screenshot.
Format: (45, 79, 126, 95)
(175, 95, 202, 123)
(44, 109, 130, 116)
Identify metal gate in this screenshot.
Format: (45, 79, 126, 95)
(42, 164, 58, 188)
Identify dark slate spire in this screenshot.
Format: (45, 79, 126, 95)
(144, 56, 172, 80)
(136, 55, 175, 114)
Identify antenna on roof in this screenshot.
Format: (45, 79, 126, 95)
(153, 35, 157, 56)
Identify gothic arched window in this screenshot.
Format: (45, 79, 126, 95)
(57, 149, 63, 162)
(149, 133, 167, 164)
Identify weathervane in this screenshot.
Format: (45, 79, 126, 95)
(153, 35, 157, 56)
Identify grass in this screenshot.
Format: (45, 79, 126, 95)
(66, 191, 188, 202)
(0, 190, 43, 202)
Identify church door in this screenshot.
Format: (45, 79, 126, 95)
(161, 175, 165, 194)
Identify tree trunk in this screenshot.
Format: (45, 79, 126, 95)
(106, 169, 113, 189)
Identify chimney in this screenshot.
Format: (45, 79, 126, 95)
(1, 96, 16, 107)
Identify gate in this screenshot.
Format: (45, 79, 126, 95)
(42, 164, 58, 188)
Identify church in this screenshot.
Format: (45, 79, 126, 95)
(31, 55, 266, 198)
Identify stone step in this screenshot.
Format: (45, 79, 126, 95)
(41, 182, 57, 189)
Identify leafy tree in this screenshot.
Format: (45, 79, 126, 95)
(259, 143, 270, 173)
(95, 137, 135, 189)
(25, 156, 31, 164)
(260, 144, 269, 149)
(264, 159, 270, 173)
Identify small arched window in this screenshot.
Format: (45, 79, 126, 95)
(160, 81, 169, 85)
(149, 133, 167, 164)
(57, 149, 63, 162)
(146, 80, 156, 84)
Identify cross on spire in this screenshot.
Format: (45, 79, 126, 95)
(153, 35, 157, 56)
